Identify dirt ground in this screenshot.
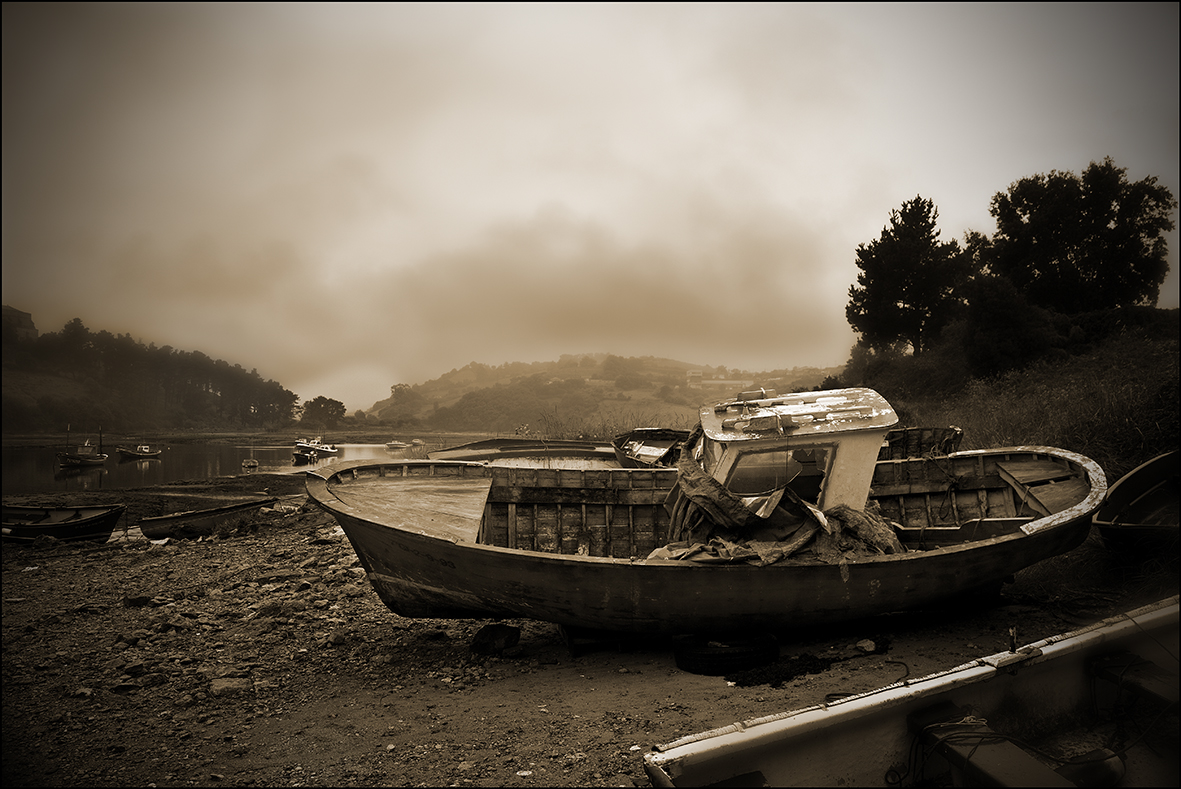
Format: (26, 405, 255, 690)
(3, 472, 1176, 788)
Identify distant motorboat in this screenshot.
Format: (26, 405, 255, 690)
(117, 444, 162, 460)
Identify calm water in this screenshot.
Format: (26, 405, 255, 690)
(1, 443, 420, 495)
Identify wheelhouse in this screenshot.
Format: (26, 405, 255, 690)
(695, 387, 898, 511)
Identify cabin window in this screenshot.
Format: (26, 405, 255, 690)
(725, 446, 832, 503)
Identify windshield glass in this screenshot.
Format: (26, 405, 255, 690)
(725, 446, 832, 501)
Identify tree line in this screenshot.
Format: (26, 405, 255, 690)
(2, 318, 299, 432)
(844, 157, 1176, 396)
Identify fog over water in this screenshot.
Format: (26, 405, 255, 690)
(3, 3, 1177, 411)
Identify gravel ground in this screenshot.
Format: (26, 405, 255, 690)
(3, 472, 1176, 787)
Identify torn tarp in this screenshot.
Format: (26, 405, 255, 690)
(655, 426, 904, 566)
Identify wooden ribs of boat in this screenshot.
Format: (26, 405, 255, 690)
(2, 505, 126, 544)
(877, 425, 964, 460)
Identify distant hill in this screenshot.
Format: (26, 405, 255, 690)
(367, 353, 844, 435)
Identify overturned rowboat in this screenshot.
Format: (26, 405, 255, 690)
(306, 388, 1106, 635)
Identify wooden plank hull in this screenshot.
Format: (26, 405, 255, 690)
(1093, 451, 1179, 553)
(644, 596, 1179, 787)
(138, 497, 278, 539)
(2, 505, 126, 544)
(307, 447, 1105, 635)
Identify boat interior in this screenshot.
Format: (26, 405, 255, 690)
(324, 449, 1095, 559)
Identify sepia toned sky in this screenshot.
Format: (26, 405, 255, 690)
(3, 3, 1178, 411)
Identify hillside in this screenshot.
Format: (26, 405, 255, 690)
(365, 353, 844, 436)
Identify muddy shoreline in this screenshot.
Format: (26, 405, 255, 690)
(3, 473, 1176, 787)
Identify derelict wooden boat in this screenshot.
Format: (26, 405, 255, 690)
(2, 504, 126, 544)
(612, 428, 691, 468)
(116, 444, 162, 460)
(307, 388, 1105, 635)
(428, 437, 619, 466)
(644, 595, 1179, 787)
(138, 497, 278, 539)
(1093, 450, 1179, 554)
(877, 425, 963, 460)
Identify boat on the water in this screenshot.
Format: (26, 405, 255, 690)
(428, 437, 619, 467)
(1093, 450, 1179, 554)
(57, 426, 109, 467)
(386, 440, 410, 450)
(138, 497, 278, 539)
(116, 444, 162, 460)
(2, 504, 126, 544)
(644, 595, 1179, 788)
(612, 427, 691, 468)
(307, 387, 1106, 635)
(294, 436, 338, 456)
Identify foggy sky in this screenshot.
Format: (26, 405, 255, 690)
(3, 3, 1178, 411)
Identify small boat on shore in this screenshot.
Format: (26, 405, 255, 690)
(644, 595, 1179, 787)
(1093, 450, 1179, 554)
(307, 387, 1106, 635)
(116, 445, 162, 460)
(2, 504, 126, 544)
(612, 427, 691, 468)
(386, 440, 410, 450)
(138, 497, 278, 539)
(428, 437, 619, 467)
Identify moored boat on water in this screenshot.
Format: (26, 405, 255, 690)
(138, 497, 278, 539)
(644, 596, 1179, 787)
(306, 387, 1106, 635)
(57, 426, 109, 467)
(117, 444, 162, 460)
(295, 437, 338, 455)
(2, 504, 126, 544)
(1093, 450, 1179, 554)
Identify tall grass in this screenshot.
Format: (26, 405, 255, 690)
(896, 334, 1178, 481)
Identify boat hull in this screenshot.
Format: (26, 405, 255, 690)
(307, 447, 1105, 635)
(644, 596, 1179, 787)
(2, 505, 126, 544)
(1093, 451, 1179, 553)
(138, 497, 278, 539)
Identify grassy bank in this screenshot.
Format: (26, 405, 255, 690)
(896, 332, 1178, 481)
